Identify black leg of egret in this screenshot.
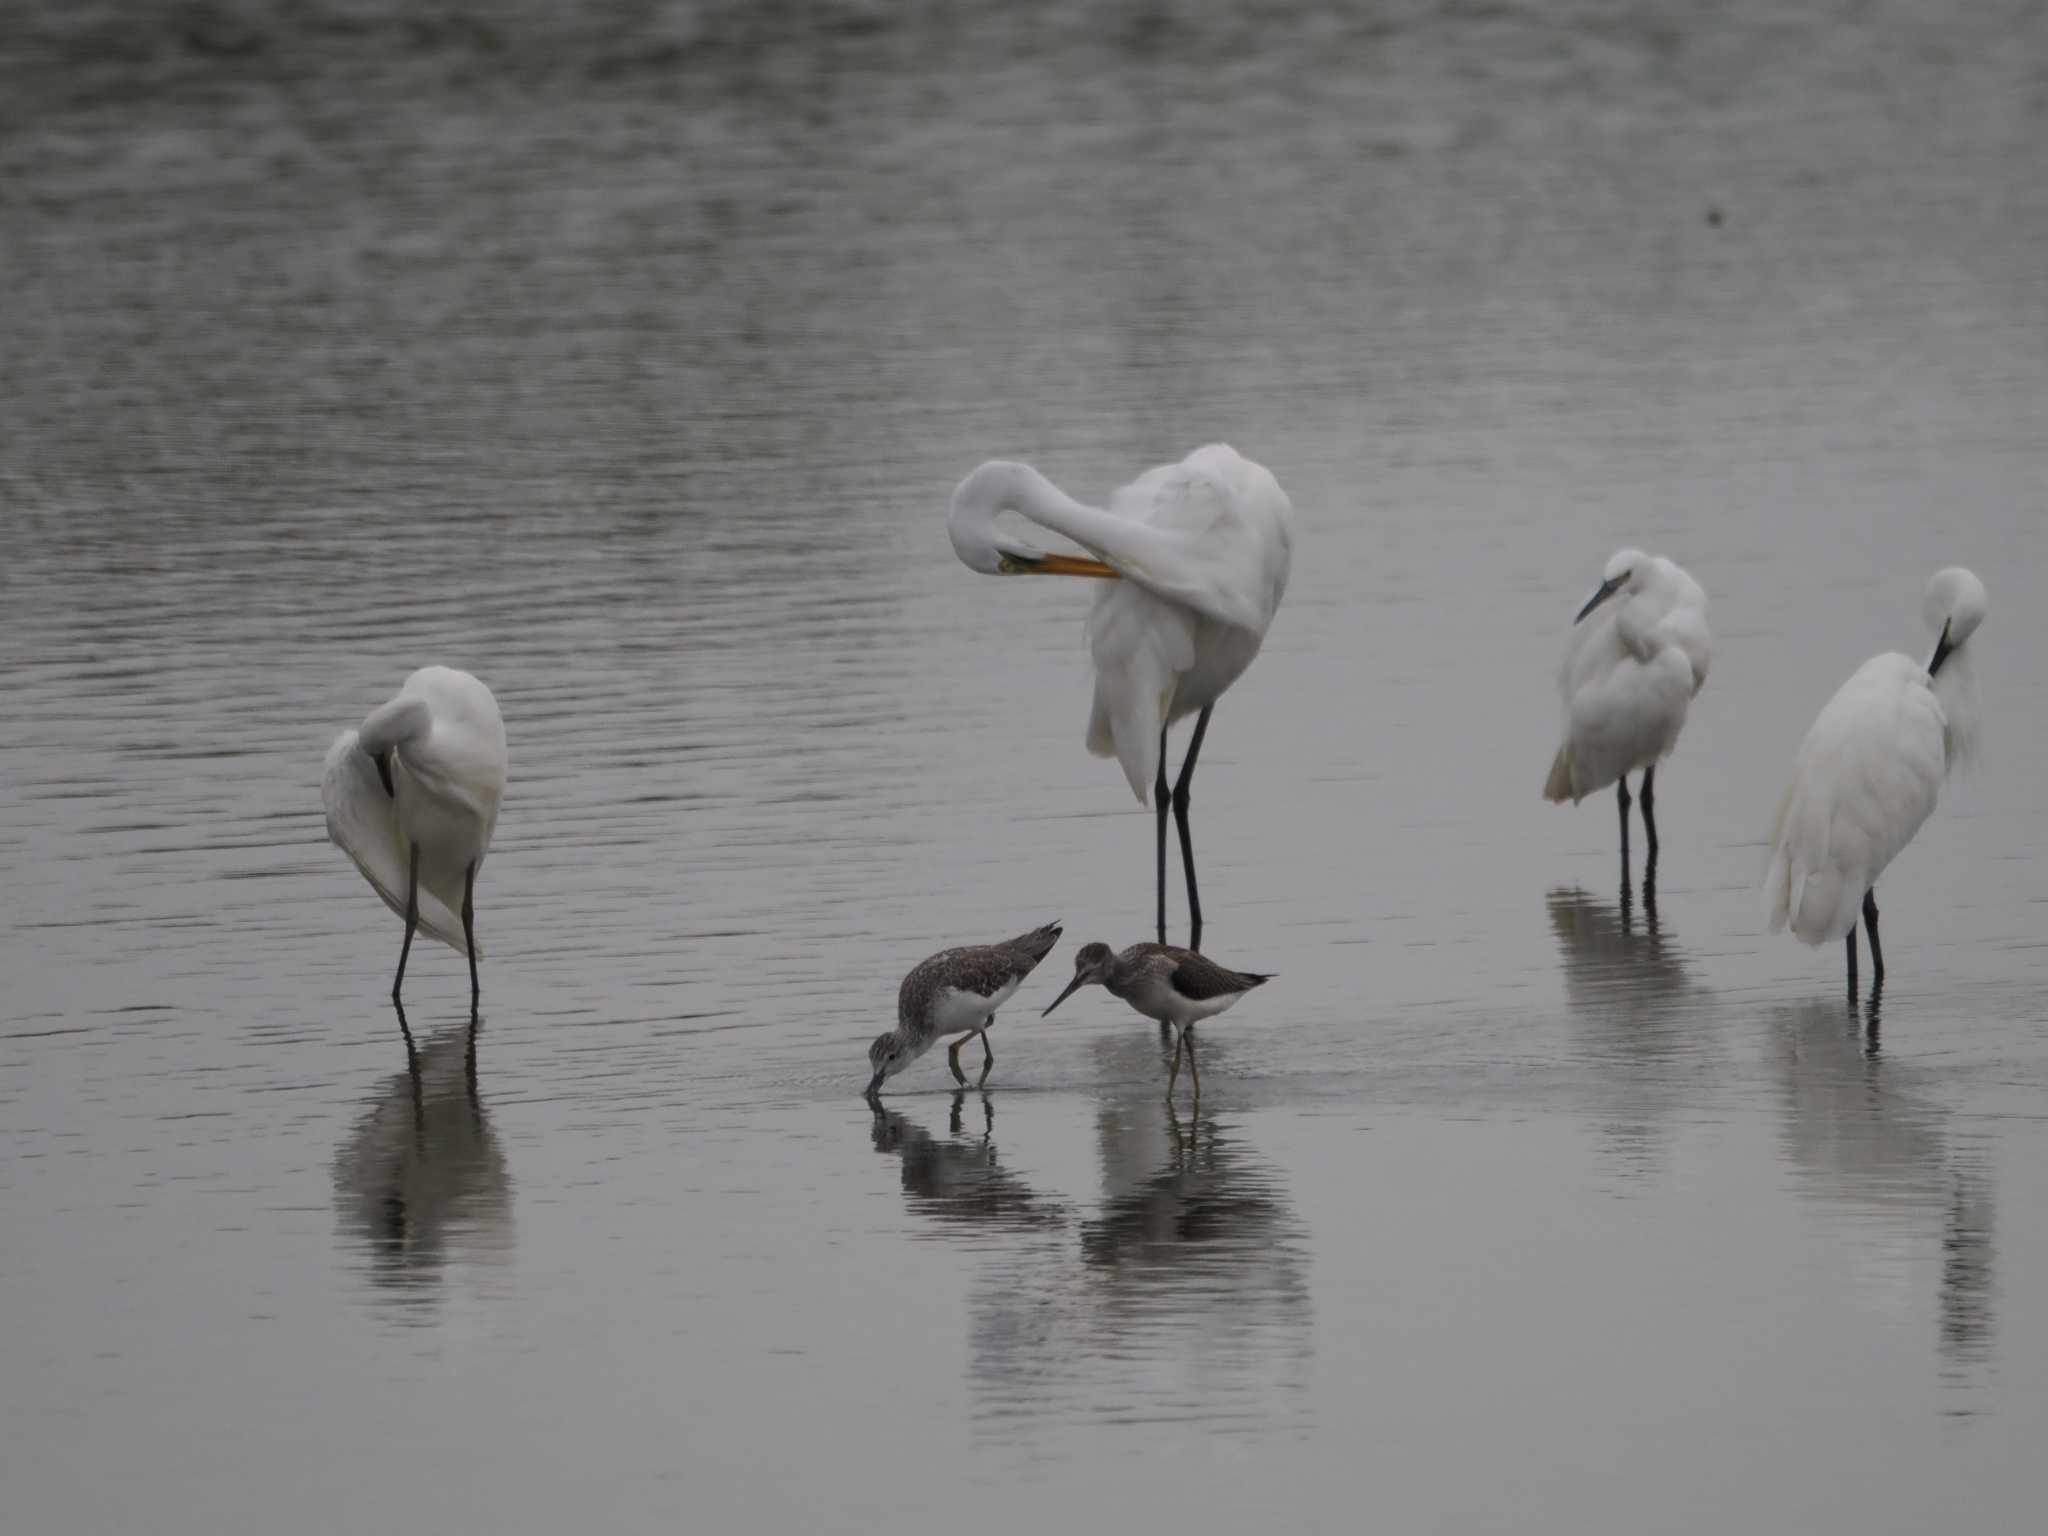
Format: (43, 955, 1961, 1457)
(978, 1023, 994, 1087)
(1640, 763, 1660, 860)
(462, 861, 480, 1019)
(393, 843, 420, 1008)
(394, 996, 419, 1063)
(1155, 722, 1171, 946)
(1174, 706, 1214, 953)
(1863, 889, 1885, 983)
(1617, 775, 1632, 884)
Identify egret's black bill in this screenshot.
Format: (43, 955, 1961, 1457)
(1928, 619, 1955, 677)
(1575, 574, 1626, 624)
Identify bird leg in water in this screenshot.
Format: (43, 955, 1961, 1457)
(393, 843, 420, 1007)
(1845, 928, 1858, 1000)
(946, 1036, 969, 1087)
(462, 860, 480, 1019)
(1155, 726, 1171, 946)
(1640, 764, 1659, 859)
(977, 1024, 994, 1086)
(1862, 889, 1885, 983)
(1616, 775, 1632, 879)
(1184, 1025, 1202, 1099)
(1174, 705, 1214, 953)
(1166, 1026, 1185, 1097)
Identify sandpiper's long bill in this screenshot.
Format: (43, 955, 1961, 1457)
(866, 921, 1063, 1099)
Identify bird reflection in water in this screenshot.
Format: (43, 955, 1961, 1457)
(1546, 884, 1707, 1179)
(869, 1094, 1066, 1235)
(1770, 999, 1996, 1398)
(966, 1041, 1310, 1431)
(332, 1020, 512, 1318)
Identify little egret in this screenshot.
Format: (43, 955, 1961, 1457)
(1543, 548, 1711, 875)
(948, 445, 1294, 952)
(1765, 567, 1987, 992)
(323, 666, 506, 1020)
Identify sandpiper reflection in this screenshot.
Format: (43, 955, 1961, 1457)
(869, 1093, 1066, 1234)
(1770, 1000, 1995, 1394)
(968, 1036, 1310, 1431)
(332, 1026, 512, 1318)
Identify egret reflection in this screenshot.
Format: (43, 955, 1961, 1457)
(1547, 884, 1709, 1178)
(332, 1025, 512, 1318)
(1769, 1000, 1996, 1394)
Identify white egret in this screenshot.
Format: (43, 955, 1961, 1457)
(1543, 548, 1711, 872)
(1765, 567, 1987, 992)
(948, 445, 1294, 951)
(323, 666, 507, 1018)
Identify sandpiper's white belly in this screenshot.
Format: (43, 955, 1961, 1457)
(1127, 982, 1246, 1030)
(933, 977, 1018, 1035)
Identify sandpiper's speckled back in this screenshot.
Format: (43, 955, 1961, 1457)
(898, 921, 1064, 1040)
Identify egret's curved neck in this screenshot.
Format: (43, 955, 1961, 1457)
(950, 460, 1131, 568)
(360, 694, 433, 756)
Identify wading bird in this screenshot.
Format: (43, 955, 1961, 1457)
(948, 446, 1293, 953)
(867, 922, 1064, 1099)
(1765, 567, 1986, 994)
(1042, 941, 1270, 1099)
(323, 666, 506, 1021)
(1544, 548, 1711, 876)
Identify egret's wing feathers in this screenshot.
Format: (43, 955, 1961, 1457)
(1085, 582, 1198, 803)
(1077, 448, 1293, 803)
(1765, 655, 1944, 944)
(1054, 447, 1292, 634)
(323, 731, 472, 955)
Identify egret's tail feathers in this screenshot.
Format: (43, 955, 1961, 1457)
(323, 731, 474, 956)
(1086, 675, 1168, 806)
(1003, 921, 1064, 968)
(1764, 843, 1857, 947)
(1543, 745, 1575, 803)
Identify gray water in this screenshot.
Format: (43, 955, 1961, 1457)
(4, 2, 2047, 1529)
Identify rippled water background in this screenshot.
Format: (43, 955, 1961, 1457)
(4, 2, 2046, 1529)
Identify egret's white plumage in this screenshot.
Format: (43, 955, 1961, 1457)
(323, 666, 506, 1003)
(1765, 567, 1986, 975)
(949, 445, 1292, 801)
(948, 445, 1293, 949)
(1544, 547, 1711, 806)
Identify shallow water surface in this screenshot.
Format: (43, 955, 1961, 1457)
(3, 3, 2047, 1530)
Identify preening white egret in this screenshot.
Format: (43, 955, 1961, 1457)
(323, 666, 507, 1020)
(1544, 548, 1711, 874)
(948, 445, 1294, 951)
(1765, 567, 1986, 992)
